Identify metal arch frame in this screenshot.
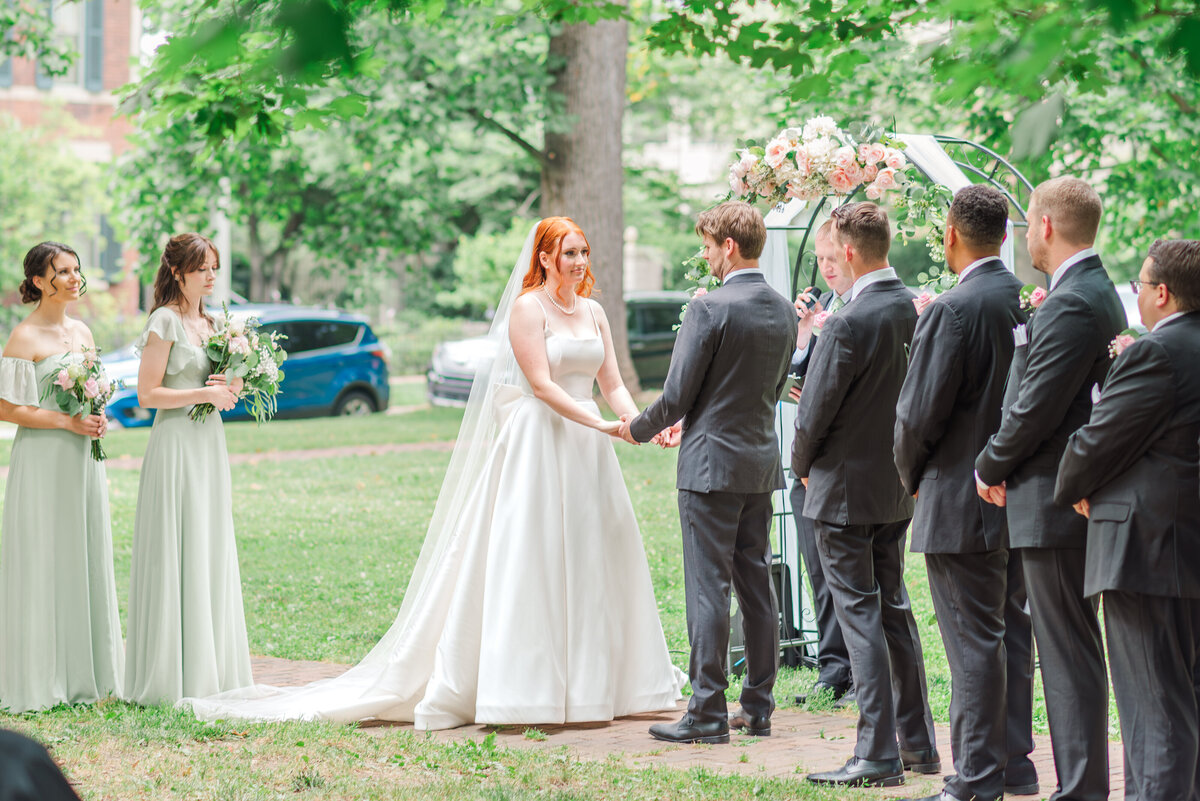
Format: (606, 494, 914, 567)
(776, 136, 1036, 296)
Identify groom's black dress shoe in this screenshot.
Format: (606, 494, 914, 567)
(794, 680, 852, 706)
(943, 765, 1039, 796)
(900, 746, 941, 774)
(648, 715, 729, 744)
(897, 792, 998, 801)
(728, 708, 770, 737)
(806, 756, 904, 787)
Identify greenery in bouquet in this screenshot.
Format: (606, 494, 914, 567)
(40, 348, 118, 461)
(191, 305, 288, 424)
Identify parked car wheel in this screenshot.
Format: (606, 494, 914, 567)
(334, 389, 377, 416)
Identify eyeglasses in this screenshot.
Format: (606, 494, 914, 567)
(1129, 279, 1162, 293)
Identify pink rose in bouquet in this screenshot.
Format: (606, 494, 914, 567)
(765, 137, 791, 169)
(41, 349, 117, 460)
(55, 369, 73, 390)
(833, 145, 857, 170)
(829, 169, 857, 195)
(793, 147, 812, 178)
(859, 142, 887, 164)
(865, 184, 883, 200)
(863, 163, 879, 182)
(873, 167, 898, 190)
(82, 378, 100, 399)
(884, 147, 907, 169)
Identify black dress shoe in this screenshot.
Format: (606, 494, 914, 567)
(897, 792, 994, 801)
(806, 756, 904, 787)
(900, 746, 941, 774)
(943, 767, 1039, 796)
(794, 680, 851, 705)
(648, 715, 729, 744)
(728, 708, 770, 736)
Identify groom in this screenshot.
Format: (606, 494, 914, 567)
(619, 201, 796, 744)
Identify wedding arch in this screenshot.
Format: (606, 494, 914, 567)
(729, 133, 1036, 671)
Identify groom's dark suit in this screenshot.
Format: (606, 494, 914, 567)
(630, 270, 796, 725)
(788, 289, 853, 694)
(975, 253, 1125, 801)
(792, 273, 937, 763)
(894, 259, 1024, 801)
(1056, 312, 1200, 801)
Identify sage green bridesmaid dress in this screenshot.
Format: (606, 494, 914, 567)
(0, 353, 124, 713)
(124, 307, 252, 705)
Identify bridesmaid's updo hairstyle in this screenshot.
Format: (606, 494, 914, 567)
(520, 216, 595, 303)
(151, 233, 219, 316)
(20, 242, 83, 304)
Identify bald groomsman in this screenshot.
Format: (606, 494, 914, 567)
(894, 185, 1025, 801)
(1057, 240, 1200, 801)
(975, 177, 1125, 801)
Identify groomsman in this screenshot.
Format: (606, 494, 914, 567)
(793, 202, 938, 788)
(893, 185, 1024, 801)
(789, 220, 854, 706)
(975, 176, 1125, 801)
(1056, 239, 1200, 801)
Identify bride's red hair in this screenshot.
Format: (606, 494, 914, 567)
(520, 216, 596, 302)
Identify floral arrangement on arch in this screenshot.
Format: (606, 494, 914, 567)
(727, 116, 911, 205)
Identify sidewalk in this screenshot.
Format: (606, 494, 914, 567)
(251, 656, 1126, 799)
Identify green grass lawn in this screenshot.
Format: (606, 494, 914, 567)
(0, 403, 1114, 798)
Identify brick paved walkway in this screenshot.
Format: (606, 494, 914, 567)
(252, 656, 1126, 799)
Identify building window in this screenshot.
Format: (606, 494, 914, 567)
(0, 58, 11, 88)
(35, 0, 103, 92)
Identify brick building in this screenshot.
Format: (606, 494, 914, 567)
(0, 0, 142, 309)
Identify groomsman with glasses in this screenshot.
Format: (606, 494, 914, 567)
(1057, 239, 1200, 801)
(975, 177, 1126, 801)
(794, 202, 938, 789)
(893, 185, 1028, 801)
(788, 220, 854, 708)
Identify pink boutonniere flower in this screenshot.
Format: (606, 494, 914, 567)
(1019, 284, 1048, 312)
(1108, 329, 1141, 359)
(913, 292, 934, 316)
(812, 310, 832, 333)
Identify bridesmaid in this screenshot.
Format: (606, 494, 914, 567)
(0, 242, 123, 712)
(124, 232, 252, 705)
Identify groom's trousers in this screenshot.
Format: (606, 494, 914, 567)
(677, 489, 778, 725)
(814, 518, 936, 761)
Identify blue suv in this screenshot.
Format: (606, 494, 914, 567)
(105, 305, 390, 427)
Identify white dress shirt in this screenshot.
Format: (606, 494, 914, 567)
(958, 256, 998, 282)
(722, 267, 764, 285)
(1153, 311, 1189, 331)
(848, 266, 899, 302)
(1049, 247, 1098, 291)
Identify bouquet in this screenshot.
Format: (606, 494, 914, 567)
(41, 348, 117, 461)
(190, 306, 288, 424)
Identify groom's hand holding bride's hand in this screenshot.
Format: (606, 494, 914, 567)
(617, 414, 639, 445)
(651, 421, 682, 449)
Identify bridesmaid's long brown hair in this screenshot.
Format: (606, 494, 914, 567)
(150, 233, 219, 318)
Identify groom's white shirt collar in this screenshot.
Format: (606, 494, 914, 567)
(1154, 311, 1189, 331)
(958, 257, 998, 282)
(722, 267, 764, 284)
(848, 266, 898, 302)
(1049, 247, 1098, 291)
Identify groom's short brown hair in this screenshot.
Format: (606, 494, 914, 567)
(696, 201, 766, 259)
(1030, 176, 1102, 246)
(830, 202, 891, 262)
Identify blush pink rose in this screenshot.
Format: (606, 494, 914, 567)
(765, 137, 791, 169)
(859, 142, 887, 164)
(913, 292, 934, 316)
(884, 147, 907, 169)
(873, 168, 898, 191)
(1112, 334, 1136, 356)
(844, 160, 865, 185)
(792, 147, 812, 177)
(729, 171, 748, 196)
(865, 183, 883, 200)
(812, 311, 832, 330)
(829, 169, 857, 195)
(82, 378, 100, 399)
(693, 287, 708, 298)
(863, 163, 879, 182)
(833, 145, 857, 170)
(55, 369, 72, 390)
(1030, 286, 1048, 308)
(738, 150, 758, 173)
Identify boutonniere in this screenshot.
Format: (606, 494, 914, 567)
(1108, 328, 1142, 359)
(1019, 284, 1047, 313)
(811, 310, 832, 337)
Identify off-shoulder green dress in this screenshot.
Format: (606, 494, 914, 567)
(0, 353, 124, 713)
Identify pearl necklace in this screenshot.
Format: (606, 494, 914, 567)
(543, 287, 577, 315)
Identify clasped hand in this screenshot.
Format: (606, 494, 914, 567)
(205, 373, 240, 412)
(975, 474, 1007, 507)
(69, 413, 107, 438)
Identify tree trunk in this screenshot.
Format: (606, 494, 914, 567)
(542, 15, 638, 392)
(246, 210, 266, 302)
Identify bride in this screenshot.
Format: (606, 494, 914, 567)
(185, 217, 686, 729)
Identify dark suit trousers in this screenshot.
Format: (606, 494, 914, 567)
(0, 729, 83, 800)
(1005, 550, 1038, 784)
(1021, 547, 1109, 801)
(788, 481, 851, 688)
(678, 489, 779, 724)
(926, 551, 1008, 801)
(1103, 592, 1200, 801)
(815, 519, 936, 760)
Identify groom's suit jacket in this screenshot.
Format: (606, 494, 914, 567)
(791, 276, 917, 526)
(1055, 312, 1200, 598)
(894, 259, 1025, 553)
(629, 272, 796, 494)
(975, 255, 1126, 549)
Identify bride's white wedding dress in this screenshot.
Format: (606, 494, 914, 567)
(185, 304, 685, 729)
